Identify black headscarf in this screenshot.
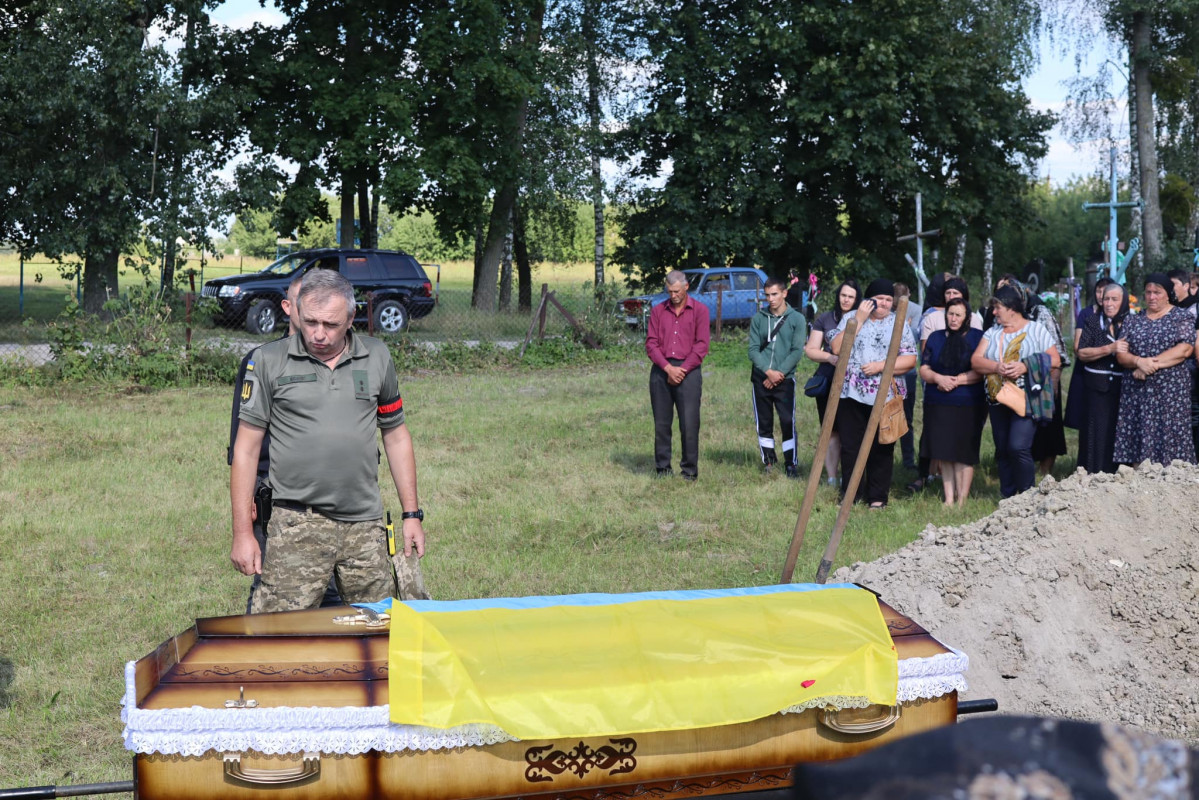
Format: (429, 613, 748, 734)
(1100, 283, 1130, 340)
(991, 284, 1026, 317)
(1144, 272, 1178, 305)
(864, 277, 895, 300)
(942, 276, 970, 304)
(938, 298, 974, 374)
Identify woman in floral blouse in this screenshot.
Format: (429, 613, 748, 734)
(829, 278, 918, 509)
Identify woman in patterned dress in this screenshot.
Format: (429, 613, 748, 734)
(1074, 283, 1128, 473)
(829, 278, 918, 508)
(1112, 273, 1197, 466)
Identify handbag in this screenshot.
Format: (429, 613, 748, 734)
(877, 380, 909, 445)
(803, 361, 834, 397)
(995, 380, 1026, 417)
(803, 372, 830, 397)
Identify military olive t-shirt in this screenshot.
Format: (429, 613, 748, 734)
(238, 331, 405, 521)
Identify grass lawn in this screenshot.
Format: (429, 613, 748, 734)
(0, 339, 1080, 792)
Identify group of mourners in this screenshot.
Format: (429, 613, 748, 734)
(801, 269, 1199, 508)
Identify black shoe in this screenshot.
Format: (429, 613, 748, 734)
(785, 465, 799, 479)
(763, 462, 775, 476)
(656, 467, 673, 478)
(682, 473, 697, 482)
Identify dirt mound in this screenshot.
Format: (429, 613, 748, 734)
(834, 461, 1199, 744)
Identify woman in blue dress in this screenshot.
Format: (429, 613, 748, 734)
(919, 298, 986, 505)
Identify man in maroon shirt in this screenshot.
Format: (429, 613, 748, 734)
(646, 270, 711, 480)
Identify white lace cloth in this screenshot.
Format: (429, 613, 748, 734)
(122, 648, 968, 756)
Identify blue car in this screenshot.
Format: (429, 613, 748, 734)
(620, 267, 769, 328)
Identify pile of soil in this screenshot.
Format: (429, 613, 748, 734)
(834, 460, 1199, 744)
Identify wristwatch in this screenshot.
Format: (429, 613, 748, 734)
(400, 509, 424, 522)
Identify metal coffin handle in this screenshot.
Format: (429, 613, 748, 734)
(223, 752, 320, 785)
(817, 704, 901, 735)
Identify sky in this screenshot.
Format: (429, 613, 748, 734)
(207, 1, 1127, 188)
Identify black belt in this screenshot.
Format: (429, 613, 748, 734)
(272, 499, 319, 514)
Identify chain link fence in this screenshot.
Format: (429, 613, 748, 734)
(0, 252, 636, 368)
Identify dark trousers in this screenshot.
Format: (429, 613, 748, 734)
(989, 405, 1036, 498)
(752, 376, 797, 466)
(836, 398, 895, 504)
(899, 370, 917, 468)
(651, 361, 702, 477)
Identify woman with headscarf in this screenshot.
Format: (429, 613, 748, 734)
(1112, 273, 1197, 466)
(829, 278, 918, 508)
(1064, 277, 1115, 432)
(803, 279, 861, 486)
(1074, 283, 1128, 473)
(971, 285, 1062, 498)
(919, 298, 986, 505)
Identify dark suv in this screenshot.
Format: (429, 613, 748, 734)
(202, 249, 435, 335)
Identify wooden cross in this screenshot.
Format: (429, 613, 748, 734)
(896, 193, 940, 306)
(1082, 147, 1142, 285)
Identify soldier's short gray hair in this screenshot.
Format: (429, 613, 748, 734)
(298, 268, 355, 319)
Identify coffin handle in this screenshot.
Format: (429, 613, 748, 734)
(223, 752, 320, 785)
(817, 704, 901, 735)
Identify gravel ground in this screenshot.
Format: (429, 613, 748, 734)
(834, 460, 1199, 745)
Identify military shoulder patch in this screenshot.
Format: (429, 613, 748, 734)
(241, 377, 256, 408)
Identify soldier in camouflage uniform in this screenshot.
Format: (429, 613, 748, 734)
(229, 269, 429, 612)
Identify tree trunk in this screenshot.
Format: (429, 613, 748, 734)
(371, 191, 381, 251)
(584, 0, 604, 288)
(473, 3, 544, 310)
(514, 199, 532, 312)
(357, 175, 372, 249)
(499, 207, 513, 312)
(472, 221, 484, 305)
(1127, 55, 1142, 256)
(476, 185, 517, 311)
(1131, 10, 1163, 272)
(983, 237, 994, 295)
(953, 231, 967, 275)
(341, 173, 356, 248)
(83, 247, 120, 314)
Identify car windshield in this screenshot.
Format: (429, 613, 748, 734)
(687, 273, 704, 292)
(261, 253, 308, 275)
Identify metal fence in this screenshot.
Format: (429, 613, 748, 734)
(0, 255, 632, 368)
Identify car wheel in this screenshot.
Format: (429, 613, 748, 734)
(246, 299, 279, 335)
(373, 299, 409, 334)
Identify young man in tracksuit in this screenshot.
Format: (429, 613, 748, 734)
(748, 276, 808, 477)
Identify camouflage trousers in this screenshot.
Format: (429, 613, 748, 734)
(250, 506, 430, 614)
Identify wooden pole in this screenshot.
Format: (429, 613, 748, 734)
(537, 283, 548, 340)
(546, 292, 601, 349)
(814, 297, 910, 584)
(779, 316, 858, 583)
(518, 291, 550, 358)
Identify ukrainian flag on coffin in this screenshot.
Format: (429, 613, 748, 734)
(387, 584, 898, 739)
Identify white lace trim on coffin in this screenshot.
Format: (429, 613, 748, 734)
(122, 649, 968, 756)
(777, 646, 969, 714)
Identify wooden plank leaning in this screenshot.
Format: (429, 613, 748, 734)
(779, 315, 859, 584)
(814, 296, 910, 584)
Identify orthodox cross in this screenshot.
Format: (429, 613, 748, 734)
(1082, 147, 1142, 285)
(896, 193, 940, 306)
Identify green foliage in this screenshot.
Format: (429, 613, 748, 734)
(991, 176, 1110, 281)
(614, 0, 1053, 285)
(228, 208, 282, 259)
(15, 289, 242, 388)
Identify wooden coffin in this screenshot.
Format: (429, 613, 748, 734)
(124, 595, 966, 800)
